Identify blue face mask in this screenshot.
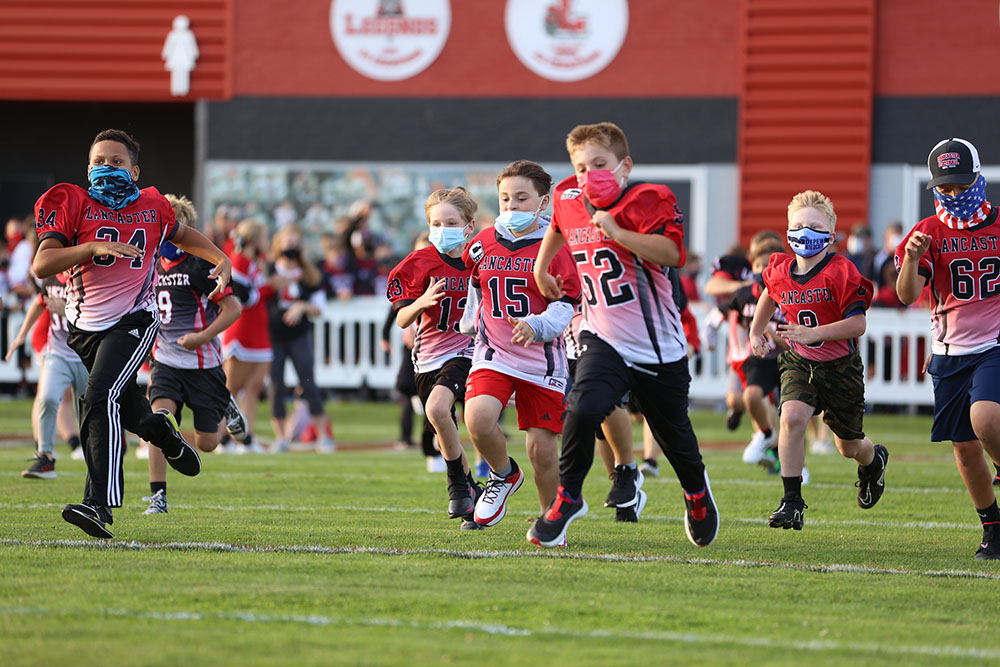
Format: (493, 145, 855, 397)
(496, 200, 545, 233)
(787, 227, 832, 258)
(428, 225, 468, 254)
(159, 241, 185, 261)
(88, 165, 140, 210)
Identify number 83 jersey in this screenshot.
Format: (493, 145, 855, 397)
(35, 184, 179, 332)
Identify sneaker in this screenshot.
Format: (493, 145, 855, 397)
(475, 459, 491, 479)
(974, 523, 1000, 560)
(604, 464, 644, 508)
(683, 473, 719, 547)
(224, 395, 248, 442)
(810, 439, 836, 455)
(151, 409, 201, 476)
(268, 440, 288, 454)
(70, 447, 85, 461)
(460, 517, 485, 531)
(768, 496, 807, 530)
(856, 444, 888, 509)
(742, 430, 776, 465)
(22, 452, 56, 479)
(616, 489, 648, 523)
(725, 407, 742, 431)
(135, 444, 149, 460)
(448, 477, 477, 519)
(639, 458, 660, 478)
(426, 455, 447, 473)
(317, 438, 337, 454)
(61, 502, 113, 538)
(475, 459, 524, 527)
(761, 447, 780, 475)
(142, 490, 168, 515)
(801, 466, 811, 485)
(526, 486, 588, 549)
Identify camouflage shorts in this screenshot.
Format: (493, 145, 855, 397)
(778, 349, 866, 441)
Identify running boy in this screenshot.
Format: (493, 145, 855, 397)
(895, 138, 1000, 559)
(460, 160, 581, 528)
(33, 129, 232, 538)
(387, 187, 481, 530)
(750, 190, 887, 531)
(530, 121, 718, 548)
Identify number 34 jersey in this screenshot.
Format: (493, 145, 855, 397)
(35, 184, 178, 332)
(551, 177, 688, 365)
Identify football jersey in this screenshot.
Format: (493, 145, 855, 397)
(221, 251, 273, 356)
(38, 274, 80, 361)
(387, 246, 474, 374)
(894, 210, 1000, 355)
(35, 184, 178, 332)
(463, 223, 581, 390)
(551, 177, 688, 365)
(728, 276, 785, 360)
(762, 252, 872, 362)
(153, 254, 233, 369)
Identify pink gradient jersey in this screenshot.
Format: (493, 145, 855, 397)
(463, 226, 581, 391)
(35, 184, 178, 332)
(551, 177, 688, 365)
(386, 246, 473, 374)
(894, 211, 1000, 355)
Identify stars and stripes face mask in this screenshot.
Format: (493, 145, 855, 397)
(88, 165, 140, 210)
(934, 175, 990, 230)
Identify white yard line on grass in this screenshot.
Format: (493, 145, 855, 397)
(3, 538, 999, 581)
(1, 604, 997, 659)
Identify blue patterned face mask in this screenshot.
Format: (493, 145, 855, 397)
(88, 165, 140, 210)
(786, 227, 832, 258)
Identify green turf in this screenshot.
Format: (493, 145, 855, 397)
(1, 399, 996, 666)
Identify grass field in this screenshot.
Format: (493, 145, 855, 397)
(1, 399, 997, 666)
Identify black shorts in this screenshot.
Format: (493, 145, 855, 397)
(414, 356, 471, 435)
(149, 361, 229, 433)
(743, 356, 780, 396)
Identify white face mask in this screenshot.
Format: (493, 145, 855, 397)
(846, 235, 863, 256)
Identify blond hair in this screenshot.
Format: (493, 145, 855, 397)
(566, 122, 630, 161)
(271, 225, 321, 288)
(164, 193, 197, 227)
(787, 190, 836, 231)
(424, 186, 477, 224)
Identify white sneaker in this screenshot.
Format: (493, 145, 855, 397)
(135, 445, 149, 460)
(810, 439, 836, 455)
(317, 438, 337, 454)
(70, 447, 85, 461)
(474, 459, 524, 527)
(742, 430, 776, 464)
(426, 455, 446, 473)
(245, 439, 268, 454)
(802, 466, 811, 485)
(270, 440, 288, 454)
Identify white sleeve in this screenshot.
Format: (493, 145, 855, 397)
(522, 300, 575, 343)
(459, 283, 480, 337)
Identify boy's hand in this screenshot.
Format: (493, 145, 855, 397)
(91, 241, 142, 260)
(177, 332, 206, 350)
(208, 258, 233, 300)
(508, 316, 536, 347)
(750, 333, 770, 358)
(4, 334, 26, 361)
(777, 322, 819, 346)
(415, 278, 446, 310)
(535, 272, 564, 300)
(590, 211, 621, 240)
(904, 231, 932, 261)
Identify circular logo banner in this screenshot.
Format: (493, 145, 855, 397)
(505, 0, 628, 82)
(330, 0, 451, 81)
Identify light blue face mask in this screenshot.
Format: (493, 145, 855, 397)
(428, 225, 468, 253)
(496, 200, 545, 233)
(787, 227, 832, 258)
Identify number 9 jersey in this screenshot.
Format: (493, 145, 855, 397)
(35, 183, 178, 332)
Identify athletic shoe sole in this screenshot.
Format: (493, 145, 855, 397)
(22, 470, 56, 479)
(61, 505, 113, 539)
(474, 471, 524, 526)
(615, 489, 648, 523)
(526, 499, 589, 549)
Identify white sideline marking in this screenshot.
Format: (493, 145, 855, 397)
(3, 538, 999, 581)
(1, 604, 997, 659)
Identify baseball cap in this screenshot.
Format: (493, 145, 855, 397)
(926, 138, 981, 190)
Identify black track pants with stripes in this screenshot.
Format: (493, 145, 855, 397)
(68, 309, 170, 508)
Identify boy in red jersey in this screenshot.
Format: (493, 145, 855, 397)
(530, 122, 718, 548)
(750, 190, 887, 531)
(460, 161, 581, 530)
(387, 187, 481, 530)
(895, 138, 1000, 559)
(33, 129, 232, 538)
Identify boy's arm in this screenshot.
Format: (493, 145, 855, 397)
(33, 237, 141, 279)
(748, 287, 778, 357)
(704, 275, 751, 297)
(533, 225, 567, 300)
(459, 282, 480, 337)
(176, 294, 241, 351)
(777, 314, 866, 346)
(513, 300, 575, 346)
(171, 225, 232, 298)
(4, 297, 46, 360)
(896, 231, 931, 305)
(590, 211, 681, 266)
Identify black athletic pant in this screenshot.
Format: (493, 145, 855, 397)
(270, 331, 324, 419)
(68, 309, 173, 508)
(560, 332, 706, 499)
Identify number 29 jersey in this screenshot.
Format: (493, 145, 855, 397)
(551, 177, 688, 365)
(386, 246, 474, 374)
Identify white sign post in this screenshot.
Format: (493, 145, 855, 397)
(162, 15, 199, 96)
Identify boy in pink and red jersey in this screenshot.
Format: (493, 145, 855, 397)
(459, 160, 581, 531)
(750, 190, 887, 531)
(895, 138, 1000, 560)
(529, 122, 718, 549)
(33, 129, 232, 539)
(387, 187, 481, 530)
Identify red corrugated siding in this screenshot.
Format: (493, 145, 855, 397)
(737, 0, 875, 245)
(0, 0, 232, 101)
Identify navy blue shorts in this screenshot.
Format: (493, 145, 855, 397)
(928, 347, 1000, 443)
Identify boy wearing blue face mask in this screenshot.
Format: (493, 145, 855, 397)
(749, 190, 886, 531)
(387, 187, 482, 530)
(32, 129, 232, 538)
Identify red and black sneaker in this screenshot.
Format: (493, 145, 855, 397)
(22, 452, 56, 480)
(526, 486, 588, 549)
(683, 472, 719, 546)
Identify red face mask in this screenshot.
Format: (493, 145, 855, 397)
(579, 159, 625, 208)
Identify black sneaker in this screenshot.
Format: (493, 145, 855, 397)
(725, 408, 742, 431)
(975, 523, 1000, 560)
(527, 486, 588, 548)
(151, 409, 201, 477)
(22, 452, 56, 479)
(142, 490, 168, 515)
(460, 517, 485, 530)
(993, 473, 1000, 488)
(856, 444, 889, 509)
(683, 474, 719, 546)
(224, 395, 248, 442)
(769, 496, 807, 530)
(615, 489, 648, 523)
(605, 464, 644, 508)
(61, 503, 114, 539)
(447, 476, 476, 519)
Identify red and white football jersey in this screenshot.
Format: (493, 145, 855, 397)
(762, 253, 872, 362)
(463, 225, 581, 390)
(387, 246, 473, 374)
(35, 184, 178, 332)
(551, 177, 688, 365)
(221, 250, 273, 360)
(894, 211, 1000, 356)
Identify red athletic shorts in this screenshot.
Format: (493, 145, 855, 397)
(465, 368, 565, 434)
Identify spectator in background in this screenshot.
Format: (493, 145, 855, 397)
(6, 216, 35, 306)
(319, 232, 354, 301)
(342, 200, 379, 296)
(873, 222, 903, 288)
(845, 222, 876, 281)
(211, 205, 238, 256)
(273, 199, 297, 229)
(373, 241, 395, 297)
(679, 252, 702, 303)
(873, 258, 904, 309)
